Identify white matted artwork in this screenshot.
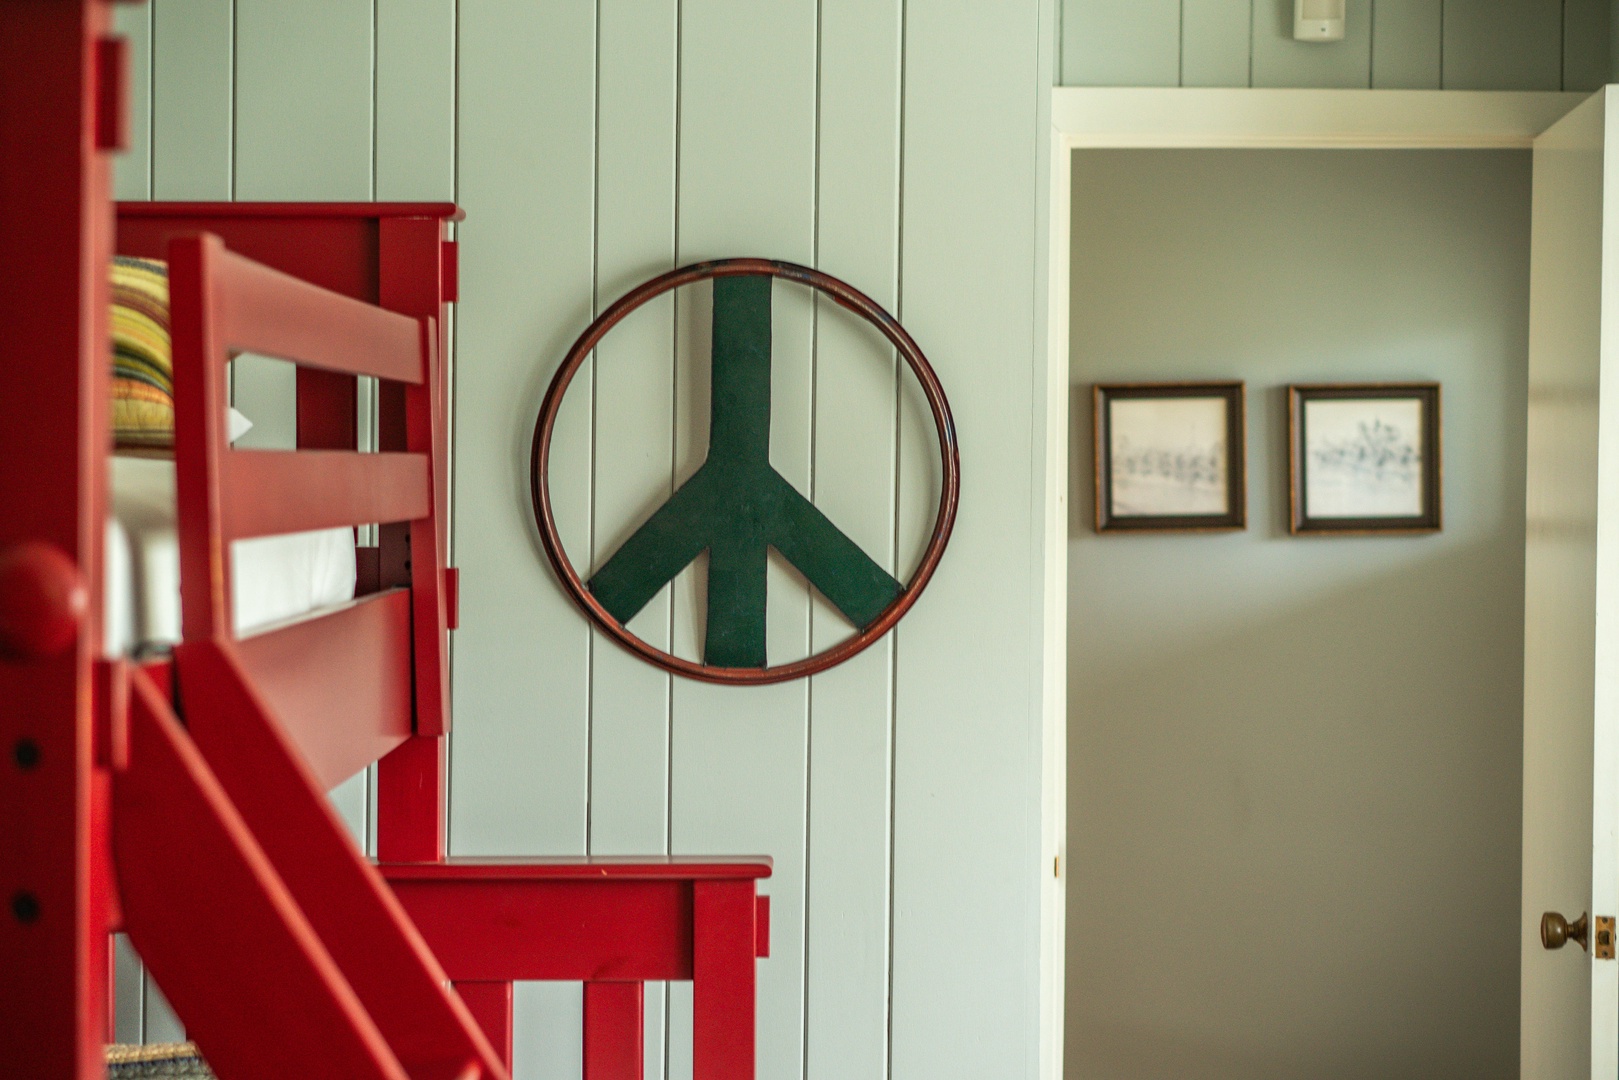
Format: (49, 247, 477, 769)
(1094, 382, 1245, 531)
(1288, 383, 1441, 534)
(1109, 397, 1227, 515)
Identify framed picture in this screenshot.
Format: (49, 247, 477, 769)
(1287, 383, 1441, 535)
(1093, 381, 1246, 532)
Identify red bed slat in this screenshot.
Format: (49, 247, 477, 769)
(235, 591, 415, 790)
(168, 233, 441, 646)
(224, 451, 430, 539)
(212, 247, 424, 384)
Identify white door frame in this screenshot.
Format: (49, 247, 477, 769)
(1038, 86, 1584, 1080)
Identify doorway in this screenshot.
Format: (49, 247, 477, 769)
(1039, 87, 1586, 1080)
(1068, 145, 1528, 1078)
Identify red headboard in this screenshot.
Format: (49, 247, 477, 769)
(116, 202, 462, 306)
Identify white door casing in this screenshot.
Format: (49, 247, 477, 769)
(1521, 86, 1619, 1080)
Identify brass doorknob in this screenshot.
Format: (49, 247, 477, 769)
(1542, 911, 1589, 951)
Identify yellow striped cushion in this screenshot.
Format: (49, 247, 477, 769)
(112, 256, 173, 450)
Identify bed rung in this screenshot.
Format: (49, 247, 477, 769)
(210, 244, 424, 384)
(224, 450, 430, 538)
(235, 589, 415, 790)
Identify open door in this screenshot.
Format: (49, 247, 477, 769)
(1523, 86, 1619, 1078)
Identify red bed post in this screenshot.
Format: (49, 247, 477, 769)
(0, 3, 117, 1079)
(376, 215, 457, 863)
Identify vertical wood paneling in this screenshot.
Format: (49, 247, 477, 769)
(1442, 0, 1564, 89)
(112, 935, 143, 1043)
(592, 2, 680, 1075)
(376, 0, 457, 201)
(1372, 0, 1443, 89)
(142, 979, 184, 1044)
(805, 0, 903, 1074)
(113, 2, 152, 201)
(1612, 0, 1619, 82)
(1062, 0, 1181, 87)
(1251, 0, 1371, 87)
(892, 1, 1044, 1078)
(137, 3, 1058, 1075)
(234, 0, 374, 199)
(671, 4, 818, 1079)
(452, 0, 593, 860)
(512, 982, 584, 1080)
(228, 357, 298, 452)
(1058, 0, 1602, 89)
(150, 0, 232, 199)
(1564, 0, 1611, 91)
(1182, 0, 1252, 88)
(591, 0, 678, 864)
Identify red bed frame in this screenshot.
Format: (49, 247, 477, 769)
(1, 6, 768, 1079)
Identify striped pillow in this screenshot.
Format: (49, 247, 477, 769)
(112, 256, 173, 450)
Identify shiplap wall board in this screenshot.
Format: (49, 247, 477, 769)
(1565, 0, 1613, 91)
(1443, 1, 1564, 91)
(806, 0, 904, 1075)
(891, 0, 1050, 1075)
(1182, 0, 1253, 87)
(376, 0, 457, 203)
(119, 1, 1055, 1077)
(1252, 0, 1373, 87)
(149, 0, 231, 199)
(666, 5, 820, 1079)
(1064, 0, 1182, 86)
(1061, 0, 1611, 91)
(1371, 0, 1443, 90)
(234, 0, 374, 200)
(116, 2, 151, 201)
(453, 2, 599, 1059)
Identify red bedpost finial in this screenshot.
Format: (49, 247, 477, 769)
(0, 541, 86, 662)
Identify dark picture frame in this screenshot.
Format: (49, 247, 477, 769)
(1287, 383, 1441, 535)
(1093, 381, 1246, 533)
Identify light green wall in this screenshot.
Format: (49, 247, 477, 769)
(1067, 148, 1530, 1078)
(113, 3, 1059, 1079)
(1062, 0, 1613, 89)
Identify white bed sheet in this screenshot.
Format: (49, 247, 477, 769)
(104, 456, 357, 656)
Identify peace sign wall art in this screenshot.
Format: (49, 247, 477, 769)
(531, 259, 959, 685)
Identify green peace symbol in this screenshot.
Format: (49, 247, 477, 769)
(589, 275, 903, 668)
(532, 259, 958, 684)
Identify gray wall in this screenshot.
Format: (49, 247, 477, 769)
(1067, 149, 1530, 1079)
(113, 3, 1058, 1079)
(1061, 0, 1614, 90)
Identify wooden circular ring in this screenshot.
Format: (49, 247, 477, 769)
(531, 258, 959, 685)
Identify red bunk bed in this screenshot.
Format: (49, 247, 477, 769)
(2, 6, 768, 1080)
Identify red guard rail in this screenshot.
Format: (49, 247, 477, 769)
(168, 234, 447, 786)
(109, 232, 508, 1080)
(118, 203, 460, 858)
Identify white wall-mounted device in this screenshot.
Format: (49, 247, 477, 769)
(1294, 0, 1346, 41)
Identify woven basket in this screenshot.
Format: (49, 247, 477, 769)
(104, 1043, 213, 1079)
